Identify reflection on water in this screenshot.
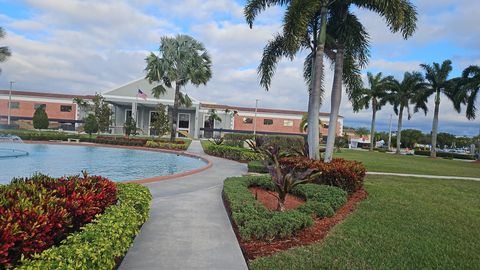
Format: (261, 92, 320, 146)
(0, 143, 206, 184)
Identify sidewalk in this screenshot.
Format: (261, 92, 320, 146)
(119, 140, 248, 270)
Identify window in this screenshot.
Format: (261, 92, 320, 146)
(60, 105, 72, 112)
(243, 117, 253, 124)
(263, 119, 273, 125)
(283, 120, 294, 127)
(34, 104, 46, 110)
(10, 102, 19, 109)
(178, 113, 190, 129)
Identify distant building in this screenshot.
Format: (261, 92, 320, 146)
(0, 78, 345, 138)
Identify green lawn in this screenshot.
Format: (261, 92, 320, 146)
(334, 150, 479, 178)
(250, 175, 480, 270)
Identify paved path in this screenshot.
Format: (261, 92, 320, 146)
(367, 171, 480, 181)
(119, 140, 248, 270)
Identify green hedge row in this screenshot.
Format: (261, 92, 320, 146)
(17, 183, 152, 270)
(247, 160, 269, 173)
(0, 130, 92, 141)
(145, 140, 190, 151)
(223, 176, 347, 241)
(201, 141, 262, 161)
(414, 150, 475, 160)
(223, 133, 305, 152)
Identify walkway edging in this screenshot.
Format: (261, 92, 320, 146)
(367, 171, 480, 181)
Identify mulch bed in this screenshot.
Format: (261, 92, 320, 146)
(230, 188, 368, 260)
(248, 187, 305, 211)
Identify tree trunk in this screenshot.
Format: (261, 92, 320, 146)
(370, 100, 377, 151)
(170, 83, 180, 142)
(324, 46, 345, 163)
(307, 7, 328, 160)
(430, 91, 441, 158)
(277, 193, 286, 212)
(396, 106, 404, 155)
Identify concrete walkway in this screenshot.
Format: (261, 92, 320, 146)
(367, 171, 480, 181)
(119, 140, 248, 270)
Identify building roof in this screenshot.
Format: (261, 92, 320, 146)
(0, 90, 95, 100)
(200, 103, 343, 118)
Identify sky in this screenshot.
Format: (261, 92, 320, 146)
(0, 0, 479, 136)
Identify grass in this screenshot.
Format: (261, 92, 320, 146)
(250, 175, 480, 270)
(334, 149, 479, 178)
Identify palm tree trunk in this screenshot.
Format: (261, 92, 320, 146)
(430, 91, 441, 158)
(324, 46, 345, 163)
(370, 103, 377, 151)
(396, 106, 404, 155)
(307, 6, 328, 160)
(170, 83, 180, 142)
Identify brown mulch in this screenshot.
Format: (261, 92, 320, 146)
(248, 187, 305, 211)
(237, 189, 368, 260)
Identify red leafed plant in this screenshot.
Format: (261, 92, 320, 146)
(0, 173, 117, 268)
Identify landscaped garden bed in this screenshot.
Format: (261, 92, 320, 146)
(0, 174, 151, 269)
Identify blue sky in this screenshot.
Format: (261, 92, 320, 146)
(0, 0, 479, 136)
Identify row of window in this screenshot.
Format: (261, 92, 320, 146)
(8, 102, 72, 112)
(242, 117, 294, 127)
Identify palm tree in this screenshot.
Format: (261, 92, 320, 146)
(389, 72, 429, 155)
(207, 109, 222, 133)
(353, 72, 394, 150)
(299, 113, 323, 133)
(323, 0, 418, 162)
(0, 27, 11, 75)
(145, 35, 212, 142)
(458, 65, 480, 120)
(355, 127, 370, 138)
(420, 60, 461, 158)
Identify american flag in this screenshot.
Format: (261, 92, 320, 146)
(137, 89, 147, 100)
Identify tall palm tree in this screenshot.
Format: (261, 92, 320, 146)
(0, 27, 11, 75)
(458, 65, 480, 120)
(145, 35, 212, 142)
(323, 0, 418, 162)
(353, 72, 394, 150)
(420, 60, 461, 158)
(389, 72, 429, 155)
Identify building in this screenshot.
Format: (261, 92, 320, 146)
(0, 90, 94, 130)
(0, 78, 344, 138)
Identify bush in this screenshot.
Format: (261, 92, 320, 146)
(223, 176, 347, 241)
(0, 174, 117, 268)
(32, 107, 49, 129)
(414, 150, 475, 160)
(83, 114, 99, 135)
(260, 135, 304, 152)
(248, 160, 269, 173)
(280, 156, 366, 194)
(202, 141, 262, 161)
(224, 133, 255, 141)
(145, 140, 189, 151)
(17, 183, 151, 270)
(292, 184, 347, 211)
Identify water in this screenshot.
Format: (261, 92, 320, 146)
(0, 143, 207, 184)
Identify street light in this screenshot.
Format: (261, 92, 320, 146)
(7, 81, 15, 125)
(253, 99, 259, 135)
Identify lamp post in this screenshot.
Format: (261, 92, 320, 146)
(7, 81, 15, 125)
(253, 99, 259, 135)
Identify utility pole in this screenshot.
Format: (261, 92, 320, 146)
(387, 114, 392, 151)
(7, 81, 15, 125)
(253, 99, 259, 135)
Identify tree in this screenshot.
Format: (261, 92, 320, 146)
(0, 27, 11, 75)
(32, 106, 49, 130)
(145, 35, 212, 142)
(420, 60, 461, 157)
(151, 104, 170, 137)
(124, 116, 136, 137)
(84, 114, 98, 136)
(436, 132, 456, 149)
(353, 72, 394, 150)
(400, 129, 424, 148)
(354, 127, 370, 138)
(389, 72, 429, 154)
(91, 94, 111, 133)
(207, 109, 222, 131)
(458, 65, 480, 120)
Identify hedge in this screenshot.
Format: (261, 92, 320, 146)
(414, 150, 475, 160)
(0, 174, 117, 268)
(16, 183, 152, 270)
(247, 160, 269, 173)
(202, 141, 262, 161)
(223, 133, 305, 152)
(223, 176, 347, 241)
(280, 156, 366, 194)
(145, 140, 190, 151)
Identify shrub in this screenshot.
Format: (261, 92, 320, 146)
(124, 116, 137, 136)
(145, 140, 190, 151)
(248, 160, 268, 173)
(223, 176, 347, 241)
(0, 174, 117, 268)
(280, 156, 366, 194)
(17, 183, 151, 270)
(261, 135, 304, 152)
(202, 141, 262, 161)
(84, 114, 99, 135)
(414, 150, 475, 160)
(292, 184, 347, 211)
(224, 133, 255, 141)
(32, 107, 49, 129)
